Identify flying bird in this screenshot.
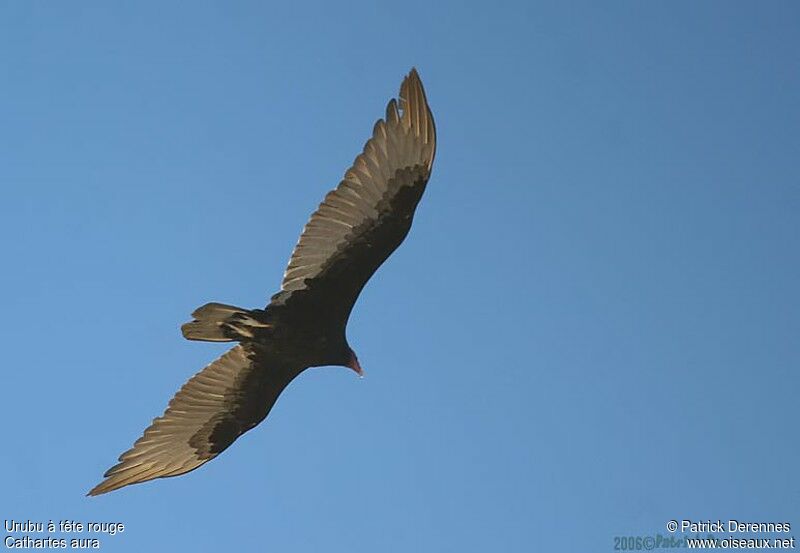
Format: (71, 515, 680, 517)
(88, 69, 436, 495)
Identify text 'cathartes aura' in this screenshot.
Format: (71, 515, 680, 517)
(88, 68, 436, 495)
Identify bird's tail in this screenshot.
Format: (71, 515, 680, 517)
(181, 303, 270, 342)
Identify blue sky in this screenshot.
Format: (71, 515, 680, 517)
(1, 1, 798, 551)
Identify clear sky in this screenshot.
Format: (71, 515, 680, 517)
(1, 2, 798, 552)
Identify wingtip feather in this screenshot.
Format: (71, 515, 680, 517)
(86, 480, 115, 497)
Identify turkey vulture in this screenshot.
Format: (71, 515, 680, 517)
(88, 69, 436, 496)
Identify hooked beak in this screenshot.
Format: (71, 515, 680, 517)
(347, 351, 364, 377)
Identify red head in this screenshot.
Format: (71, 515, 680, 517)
(346, 349, 364, 377)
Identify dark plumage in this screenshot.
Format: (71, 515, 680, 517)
(88, 68, 436, 495)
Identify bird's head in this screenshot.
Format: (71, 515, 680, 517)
(345, 347, 363, 377)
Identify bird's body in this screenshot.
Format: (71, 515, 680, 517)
(89, 68, 435, 496)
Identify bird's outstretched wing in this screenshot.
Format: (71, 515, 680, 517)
(88, 346, 301, 496)
(272, 68, 436, 325)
